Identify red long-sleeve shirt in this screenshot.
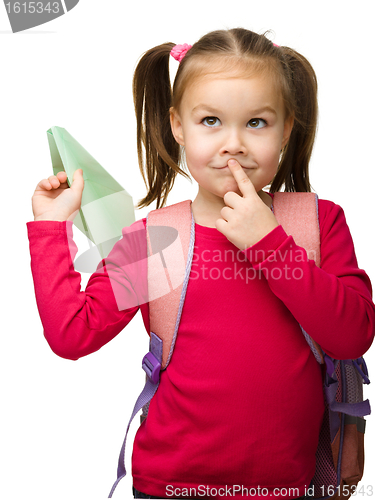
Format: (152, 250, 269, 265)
(27, 198, 375, 499)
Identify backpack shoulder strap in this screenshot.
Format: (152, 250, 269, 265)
(272, 192, 321, 267)
(108, 199, 194, 497)
(146, 199, 194, 369)
(272, 192, 324, 364)
(270, 194, 371, 493)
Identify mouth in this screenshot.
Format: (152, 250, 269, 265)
(216, 165, 253, 170)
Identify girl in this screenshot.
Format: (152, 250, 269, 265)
(28, 28, 375, 499)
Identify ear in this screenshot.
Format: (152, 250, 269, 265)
(281, 115, 294, 149)
(170, 107, 185, 146)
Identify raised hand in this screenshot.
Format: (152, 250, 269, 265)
(215, 159, 279, 250)
(32, 169, 84, 222)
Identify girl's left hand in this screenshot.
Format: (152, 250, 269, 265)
(215, 159, 279, 251)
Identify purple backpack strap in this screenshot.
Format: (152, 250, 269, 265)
(108, 200, 194, 497)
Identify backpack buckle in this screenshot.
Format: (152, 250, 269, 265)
(353, 357, 370, 385)
(142, 352, 161, 385)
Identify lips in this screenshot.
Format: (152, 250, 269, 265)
(216, 165, 253, 169)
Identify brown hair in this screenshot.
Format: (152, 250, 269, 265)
(133, 28, 318, 209)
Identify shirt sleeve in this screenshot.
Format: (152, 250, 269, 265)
(27, 218, 150, 360)
(241, 199, 375, 360)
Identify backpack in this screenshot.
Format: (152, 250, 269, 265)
(109, 193, 371, 499)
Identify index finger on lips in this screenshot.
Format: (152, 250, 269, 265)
(227, 159, 256, 198)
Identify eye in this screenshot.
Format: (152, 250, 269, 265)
(202, 116, 221, 127)
(247, 118, 267, 129)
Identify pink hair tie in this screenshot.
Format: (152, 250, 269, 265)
(170, 43, 192, 62)
(273, 43, 279, 47)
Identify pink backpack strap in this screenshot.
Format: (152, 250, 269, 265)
(272, 192, 321, 267)
(108, 199, 194, 496)
(273, 192, 324, 364)
(272, 193, 371, 493)
(146, 199, 194, 369)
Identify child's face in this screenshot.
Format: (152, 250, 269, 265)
(170, 71, 294, 204)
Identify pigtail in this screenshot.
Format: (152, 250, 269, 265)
(270, 47, 318, 193)
(133, 43, 190, 210)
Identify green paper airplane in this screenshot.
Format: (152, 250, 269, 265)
(47, 126, 135, 259)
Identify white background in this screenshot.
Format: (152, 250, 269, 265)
(1, 0, 374, 499)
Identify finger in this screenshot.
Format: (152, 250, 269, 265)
(70, 169, 84, 193)
(36, 178, 55, 191)
(227, 159, 256, 198)
(220, 205, 232, 221)
(222, 190, 238, 209)
(55, 170, 68, 182)
(47, 175, 63, 189)
(53, 171, 70, 188)
(215, 217, 226, 234)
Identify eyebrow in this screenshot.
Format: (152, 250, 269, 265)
(191, 104, 277, 116)
(192, 105, 221, 115)
(249, 106, 277, 116)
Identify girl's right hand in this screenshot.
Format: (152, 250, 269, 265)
(32, 169, 84, 221)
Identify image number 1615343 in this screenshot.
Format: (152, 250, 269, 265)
(2, 0, 80, 32)
(5, 2, 61, 14)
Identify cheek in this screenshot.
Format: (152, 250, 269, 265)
(185, 134, 215, 163)
(185, 148, 202, 168)
(258, 138, 282, 164)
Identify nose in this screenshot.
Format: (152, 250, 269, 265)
(219, 128, 248, 156)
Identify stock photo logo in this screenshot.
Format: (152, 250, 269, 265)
(3, 0, 79, 32)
